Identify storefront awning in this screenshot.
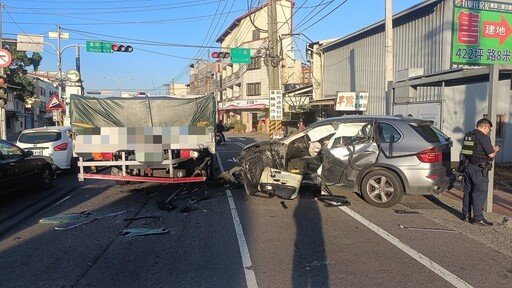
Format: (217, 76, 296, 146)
(308, 97, 336, 106)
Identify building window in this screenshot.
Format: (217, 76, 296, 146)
(483, 113, 505, 138)
(252, 30, 260, 41)
(247, 83, 261, 96)
(247, 57, 261, 70)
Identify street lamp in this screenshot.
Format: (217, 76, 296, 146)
(44, 26, 84, 124)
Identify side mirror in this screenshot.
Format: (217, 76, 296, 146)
(24, 150, 34, 157)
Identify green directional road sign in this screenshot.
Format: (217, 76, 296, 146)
(230, 47, 251, 64)
(86, 41, 113, 53)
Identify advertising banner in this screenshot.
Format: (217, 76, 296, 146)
(452, 0, 512, 65)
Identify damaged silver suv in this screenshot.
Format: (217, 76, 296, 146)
(238, 115, 456, 208)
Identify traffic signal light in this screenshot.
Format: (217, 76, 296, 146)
(0, 75, 7, 108)
(111, 44, 133, 53)
(211, 51, 230, 59)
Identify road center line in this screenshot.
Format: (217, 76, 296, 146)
(338, 206, 472, 288)
(216, 153, 258, 288)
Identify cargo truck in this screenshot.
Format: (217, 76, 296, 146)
(70, 94, 216, 184)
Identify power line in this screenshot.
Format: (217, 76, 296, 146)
(295, 0, 350, 32)
(6, 0, 219, 12)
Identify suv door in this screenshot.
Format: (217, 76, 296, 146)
(320, 120, 379, 186)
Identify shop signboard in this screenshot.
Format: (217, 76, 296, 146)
(269, 90, 283, 120)
(335, 92, 368, 111)
(452, 0, 512, 65)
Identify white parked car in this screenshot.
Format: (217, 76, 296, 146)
(16, 126, 78, 173)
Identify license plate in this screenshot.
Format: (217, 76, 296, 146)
(32, 150, 43, 155)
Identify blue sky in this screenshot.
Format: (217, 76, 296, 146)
(1, 0, 423, 95)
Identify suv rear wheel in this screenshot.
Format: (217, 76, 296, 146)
(361, 169, 403, 208)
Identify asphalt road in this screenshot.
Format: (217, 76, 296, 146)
(1, 134, 511, 288)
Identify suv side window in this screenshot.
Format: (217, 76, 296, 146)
(329, 121, 372, 147)
(378, 123, 401, 143)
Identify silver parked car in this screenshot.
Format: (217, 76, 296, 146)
(238, 115, 456, 208)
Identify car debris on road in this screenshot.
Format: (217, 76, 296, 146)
(120, 227, 169, 238)
(39, 210, 129, 230)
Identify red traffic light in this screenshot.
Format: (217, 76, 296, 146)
(0, 75, 6, 107)
(111, 44, 133, 53)
(211, 51, 230, 58)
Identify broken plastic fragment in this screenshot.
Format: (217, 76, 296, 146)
(157, 201, 176, 211)
(180, 205, 197, 213)
(39, 211, 91, 224)
(123, 216, 162, 221)
(317, 195, 350, 207)
(394, 209, 420, 214)
(120, 227, 169, 238)
(398, 224, 456, 232)
(54, 210, 129, 230)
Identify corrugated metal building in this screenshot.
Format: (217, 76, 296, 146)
(316, 0, 512, 163)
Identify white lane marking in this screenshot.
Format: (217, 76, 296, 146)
(236, 138, 245, 141)
(234, 142, 246, 148)
(216, 153, 258, 288)
(339, 206, 473, 288)
(35, 196, 72, 216)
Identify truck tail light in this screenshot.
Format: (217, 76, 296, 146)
(180, 150, 199, 159)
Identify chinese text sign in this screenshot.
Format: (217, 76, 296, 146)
(452, 0, 512, 65)
(335, 92, 368, 111)
(269, 90, 283, 120)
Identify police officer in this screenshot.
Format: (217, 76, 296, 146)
(462, 118, 500, 226)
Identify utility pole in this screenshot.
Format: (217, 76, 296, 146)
(56, 25, 63, 125)
(0, 2, 5, 140)
(268, 0, 279, 91)
(267, 0, 281, 138)
(385, 0, 394, 115)
(207, 49, 211, 96)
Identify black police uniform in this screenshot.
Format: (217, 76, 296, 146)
(462, 129, 494, 222)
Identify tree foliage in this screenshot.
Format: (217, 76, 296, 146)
(5, 44, 43, 101)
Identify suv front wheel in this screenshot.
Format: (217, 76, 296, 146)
(361, 169, 403, 208)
